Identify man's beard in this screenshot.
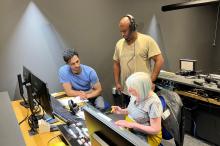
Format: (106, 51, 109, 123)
(72, 67, 81, 74)
(124, 32, 132, 42)
(125, 36, 131, 42)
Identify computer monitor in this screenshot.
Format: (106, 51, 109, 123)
(179, 59, 197, 71)
(22, 71, 55, 135)
(17, 66, 32, 108)
(83, 104, 149, 146)
(30, 73, 54, 118)
(23, 66, 32, 84)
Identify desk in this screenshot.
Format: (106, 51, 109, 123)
(156, 71, 220, 145)
(158, 71, 220, 93)
(11, 100, 63, 146)
(175, 90, 220, 106)
(12, 95, 150, 146)
(157, 71, 220, 105)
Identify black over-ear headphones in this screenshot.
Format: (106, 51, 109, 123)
(126, 14, 136, 32)
(68, 99, 79, 115)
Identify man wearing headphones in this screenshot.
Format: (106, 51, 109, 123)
(59, 49, 105, 110)
(113, 14, 164, 107)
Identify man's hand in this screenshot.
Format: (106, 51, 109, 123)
(79, 91, 87, 99)
(116, 83, 122, 92)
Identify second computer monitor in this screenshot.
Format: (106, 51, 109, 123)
(30, 73, 54, 118)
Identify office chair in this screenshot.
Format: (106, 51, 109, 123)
(158, 90, 185, 146)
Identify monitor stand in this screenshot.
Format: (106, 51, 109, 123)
(20, 101, 29, 108)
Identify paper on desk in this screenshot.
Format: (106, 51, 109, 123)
(58, 96, 88, 107)
(76, 110, 85, 120)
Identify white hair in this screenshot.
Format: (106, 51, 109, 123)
(126, 72, 152, 101)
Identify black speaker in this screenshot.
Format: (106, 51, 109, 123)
(17, 74, 24, 96)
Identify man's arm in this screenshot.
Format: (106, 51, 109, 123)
(113, 60, 122, 91)
(62, 82, 82, 97)
(62, 82, 102, 99)
(151, 54, 164, 82)
(86, 82, 102, 99)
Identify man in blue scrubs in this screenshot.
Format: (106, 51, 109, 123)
(59, 49, 104, 109)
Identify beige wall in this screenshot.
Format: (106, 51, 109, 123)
(0, 0, 218, 103)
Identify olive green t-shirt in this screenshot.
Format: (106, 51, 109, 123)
(113, 33, 161, 93)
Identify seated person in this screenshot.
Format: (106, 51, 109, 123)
(58, 48, 105, 110)
(111, 72, 163, 146)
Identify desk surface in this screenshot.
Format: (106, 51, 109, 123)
(11, 100, 62, 146)
(158, 71, 220, 106)
(175, 90, 220, 106)
(158, 71, 220, 93)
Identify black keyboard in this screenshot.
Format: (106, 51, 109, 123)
(51, 97, 82, 123)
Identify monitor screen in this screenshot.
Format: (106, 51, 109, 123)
(83, 104, 149, 146)
(30, 73, 54, 118)
(180, 59, 196, 71)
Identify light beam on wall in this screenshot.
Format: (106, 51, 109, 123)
(4, 1, 67, 98)
(146, 15, 170, 70)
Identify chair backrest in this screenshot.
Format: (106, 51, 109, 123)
(157, 89, 185, 146)
(159, 95, 166, 110)
(159, 95, 173, 140)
